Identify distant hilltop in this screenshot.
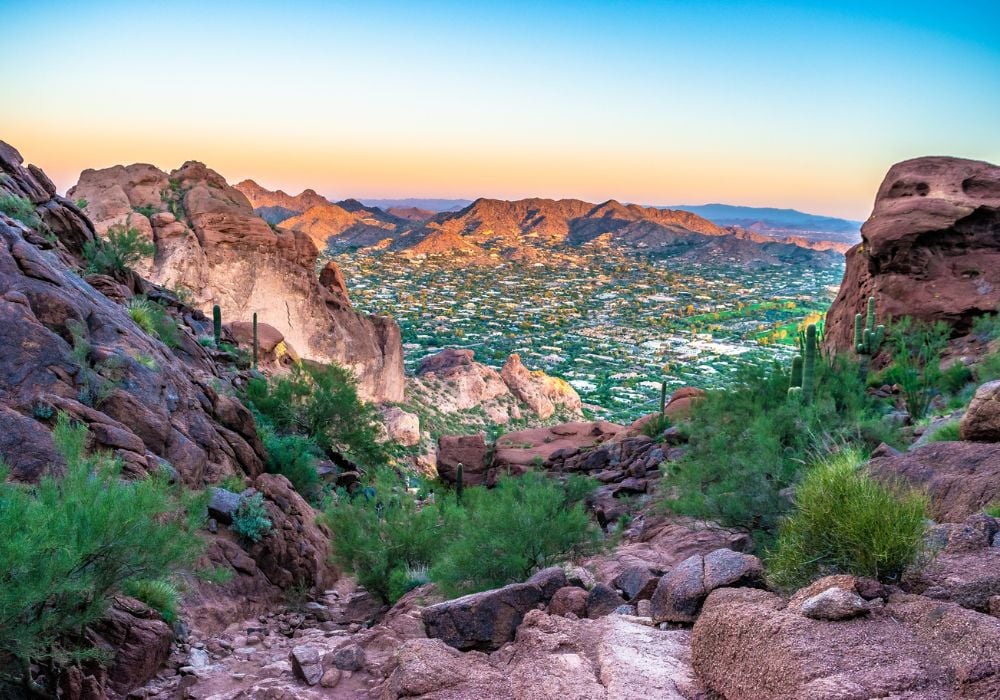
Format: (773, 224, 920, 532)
(229, 182, 844, 266)
(666, 203, 862, 244)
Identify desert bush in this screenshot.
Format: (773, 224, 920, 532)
(245, 362, 394, 468)
(82, 223, 155, 275)
(260, 426, 321, 504)
(660, 357, 898, 541)
(323, 468, 457, 603)
(123, 579, 181, 623)
(885, 318, 950, 420)
(323, 469, 601, 603)
(0, 414, 204, 693)
(976, 350, 1000, 383)
(0, 194, 39, 227)
(972, 308, 1000, 342)
(766, 449, 927, 589)
(925, 420, 961, 443)
(125, 296, 180, 347)
(429, 471, 603, 598)
(641, 412, 672, 439)
(231, 492, 272, 544)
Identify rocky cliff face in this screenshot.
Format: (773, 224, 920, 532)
(69, 163, 405, 401)
(826, 156, 1000, 351)
(1, 141, 338, 696)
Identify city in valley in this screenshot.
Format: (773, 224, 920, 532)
(330, 244, 841, 422)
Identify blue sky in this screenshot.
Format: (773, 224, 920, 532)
(2, 0, 998, 219)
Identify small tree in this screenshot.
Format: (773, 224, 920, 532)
(0, 414, 204, 694)
(82, 224, 155, 275)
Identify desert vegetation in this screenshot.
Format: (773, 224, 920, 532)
(0, 415, 205, 694)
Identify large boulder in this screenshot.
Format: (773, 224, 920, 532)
(961, 381, 1000, 442)
(420, 581, 544, 650)
(384, 609, 702, 699)
(500, 353, 582, 419)
(826, 156, 1000, 352)
(868, 441, 1000, 522)
(436, 433, 489, 486)
(693, 587, 1000, 699)
(70, 161, 405, 402)
(650, 549, 763, 624)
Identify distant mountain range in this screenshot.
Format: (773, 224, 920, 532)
(359, 198, 472, 213)
(665, 203, 862, 244)
(233, 181, 846, 266)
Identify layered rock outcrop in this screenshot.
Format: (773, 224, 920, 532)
(1, 141, 337, 695)
(69, 162, 404, 401)
(826, 156, 1000, 351)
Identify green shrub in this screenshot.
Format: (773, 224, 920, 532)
(641, 412, 672, 439)
(125, 296, 180, 348)
(0, 414, 204, 693)
(766, 450, 927, 589)
(925, 420, 961, 443)
(261, 426, 321, 503)
(977, 350, 1000, 383)
(132, 204, 158, 218)
(940, 362, 974, 395)
(82, 223, 155, 275)
(123, 579, 181, 623)
(218, 474, 247, 493)
(660, 357, 898, 542)
(0, 194, 39, 227)
(985, 503, 1000, 518)
(972, 308, 1000, 342)
(885, 318, 950, 420)
(430, 471, 603, 597)
(74, 198, 88, 210)
(127, 297, 157, 335)
(245, 363, 394, 468)
(231, 492, 272, 544)
(323, 468, 457, 603)
(323, 469, 601, 603)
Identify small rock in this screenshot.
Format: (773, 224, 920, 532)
(187, 648, 210, 669)
(612, 604, 637, 616)
(329, 643, 365, 672)
(586, 583, 627, 619)
(549, 586, 589, 618)
(527, 567, 568, 600)
(290, 645, 323, 686)
(636, 599, 652, 617)
(799, 587, 870, 621)
(320, 668, 342, 688)
(612, 565, 660, 602)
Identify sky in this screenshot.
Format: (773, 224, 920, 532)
(2, 1, 998, 220)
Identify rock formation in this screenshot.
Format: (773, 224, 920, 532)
(826, 156, 1000, 351)
(69, 162, 404, 401)
(1, 141, 337, 695)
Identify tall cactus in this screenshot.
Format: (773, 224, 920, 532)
(801, 324, 818, 404)
(659, 381, 667, 415)
(456, 463, 464, 504)
(212, 304, 222, 345)
(790, 355, 803, 389)
(252, 312, 259, 370)
(855, 296, 885, 381)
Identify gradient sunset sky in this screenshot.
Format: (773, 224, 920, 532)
(3, 1, 998, 220)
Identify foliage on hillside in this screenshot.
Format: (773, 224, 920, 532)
(0, 415, 205, 695)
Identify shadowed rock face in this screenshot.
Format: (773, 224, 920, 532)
(69, 161, 404, 402)
(826, 156, 1000, 351)
(1, 141, 338, 694)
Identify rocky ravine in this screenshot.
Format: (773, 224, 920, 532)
(69, 163, 404, 402)
(1, 141, 339, 697)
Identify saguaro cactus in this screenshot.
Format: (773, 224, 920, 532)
(790, 355, 803, 389)
(855, 296, 885, 381)
(659, 381, 667, 415)
(252, 312, 259, 370)
(212, 304, 222, 345)
(456, 463, 464, 504)
(802, 324, 818, 405)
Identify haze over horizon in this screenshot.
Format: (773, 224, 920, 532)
(3, 0, 998, 220)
